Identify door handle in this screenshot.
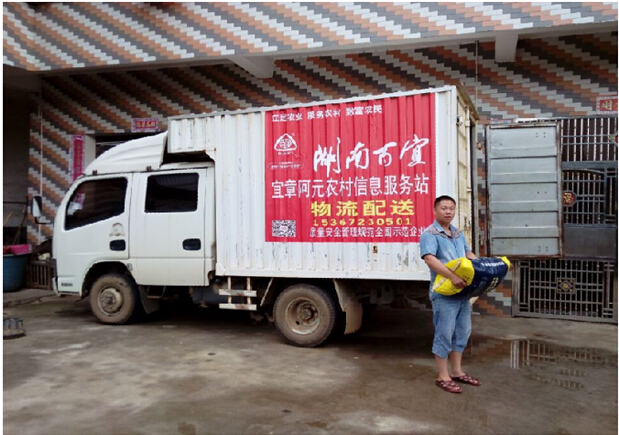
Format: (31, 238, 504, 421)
(183, 238, 201, 251)
(110, 240, 126, 251)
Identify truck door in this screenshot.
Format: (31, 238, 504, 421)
(129, 169, 207, 286)
(456, 94, 474, 244)
(55, 174, 132, 294)
(487, 123, 562, 256)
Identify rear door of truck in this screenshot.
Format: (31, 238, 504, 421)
(456, 89, 476, 246)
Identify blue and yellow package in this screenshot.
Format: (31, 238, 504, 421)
(432, 257, 511, 298)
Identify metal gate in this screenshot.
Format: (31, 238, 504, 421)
(510, 116, 617, 323)
(514, 258, 616, 322)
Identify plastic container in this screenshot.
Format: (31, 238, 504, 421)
(9, 244, 31, 255)
(3, 253, 30, 292)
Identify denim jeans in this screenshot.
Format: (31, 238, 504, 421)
(431, 296, 472, 359)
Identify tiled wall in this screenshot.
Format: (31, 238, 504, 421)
(5, 2, 617, 71)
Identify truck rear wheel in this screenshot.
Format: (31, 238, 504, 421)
(90, 273, 138, 325)
(273, 284, 337, 347)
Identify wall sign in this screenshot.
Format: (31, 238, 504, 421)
(132, 118, 159, 132)
(595, 95, 618, 114)
(71, 134, 85, 181)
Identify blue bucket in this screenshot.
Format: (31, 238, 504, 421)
(3, 253, 30, 293)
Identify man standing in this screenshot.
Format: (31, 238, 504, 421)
(420, 195, 480, 394)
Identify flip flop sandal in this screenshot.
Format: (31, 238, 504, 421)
(435, 380, 462, 393)
(452, 374, 481, 386)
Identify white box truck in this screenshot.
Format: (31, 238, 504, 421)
(44, 86, 477, 347)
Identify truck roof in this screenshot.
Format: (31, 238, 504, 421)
(84, 133, 167, 176)
(83, 132, 212, 176)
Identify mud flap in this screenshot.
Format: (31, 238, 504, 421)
(333, 279, 363, 334)
(138, 286, 160, 314)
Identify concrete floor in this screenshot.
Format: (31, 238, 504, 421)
(3, 295, 617, 435)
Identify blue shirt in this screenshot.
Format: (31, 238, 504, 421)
(419, 220, 472, 299)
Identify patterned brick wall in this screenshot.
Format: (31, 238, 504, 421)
(25, 31, 617, 315)
(4, 2, 618, 71)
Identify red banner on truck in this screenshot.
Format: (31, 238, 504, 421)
(265, 93, 436, 243)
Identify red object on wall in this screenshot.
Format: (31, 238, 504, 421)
(596, 95, 618, 113)
(562, 191, 577, 207)
(265, 93, 436, 243)
(132, 118, 159, 132)
(71, 135, 84, 181)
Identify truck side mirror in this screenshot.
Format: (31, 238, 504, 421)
(31, 195, 42, 219)
(31, 195, 51, 225)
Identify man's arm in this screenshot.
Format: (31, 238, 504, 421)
(423, 254, 467, 289)
(466, 251, 478, 260)
(463, 235, 477, 260)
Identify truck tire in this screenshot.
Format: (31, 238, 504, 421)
(90, 273, 138, 325)
(273, 284, 337, 348)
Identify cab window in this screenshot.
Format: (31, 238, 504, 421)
(145, 173, 199, 213)
(65, 178, 127, 230)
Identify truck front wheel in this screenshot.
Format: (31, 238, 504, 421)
(273, 284, 337, 347)
(90, 273, 138, 325)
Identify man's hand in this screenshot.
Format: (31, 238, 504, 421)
(450, 274, 467, 289)
(423, 254, 468, 289)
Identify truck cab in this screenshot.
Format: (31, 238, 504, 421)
(52, 133, 216, 321)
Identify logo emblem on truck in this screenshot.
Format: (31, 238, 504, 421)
(274, 134, 297, 153)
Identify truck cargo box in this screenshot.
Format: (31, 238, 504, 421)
(168, 86, 476, 281)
